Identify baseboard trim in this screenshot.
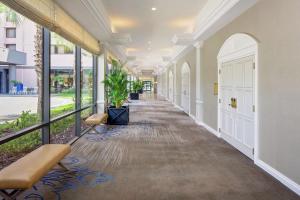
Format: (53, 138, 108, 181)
(173, 103, 184, 111)
(172, 103, 300, 196)
(195, 120, 221, 138)
(255, 159, 300, 196)
(189, 114, 196, 121)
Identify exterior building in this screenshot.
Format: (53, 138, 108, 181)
(0, 13, 77, 94)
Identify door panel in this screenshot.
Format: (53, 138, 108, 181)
(181, 68, 190, 114)
(219, 55, 255, 159)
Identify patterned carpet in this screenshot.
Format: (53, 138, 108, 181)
(18, 95, 299, 200)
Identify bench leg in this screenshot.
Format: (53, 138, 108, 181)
(58, 162, 69, 171)
(91, 126, 102, 134)
(0, 189, 24, 200)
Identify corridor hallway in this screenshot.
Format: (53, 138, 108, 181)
(20, 95, 299, 200)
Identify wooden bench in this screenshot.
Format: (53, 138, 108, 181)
(0, 144, 71, 200)
(85, 113, 108, 134)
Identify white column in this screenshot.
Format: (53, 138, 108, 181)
(9, 65, 17, 92)
(97, 53, 106, 113)
(172, 61, 178, 105)
(194, 41, 204, 123)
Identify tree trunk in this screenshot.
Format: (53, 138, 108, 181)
(34, 24, 43, 117)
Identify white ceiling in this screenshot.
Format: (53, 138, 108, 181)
(55, 0, 258, 75)
(101, 0, 208, 70)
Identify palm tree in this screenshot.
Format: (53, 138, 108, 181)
(34, 24, 43, 115)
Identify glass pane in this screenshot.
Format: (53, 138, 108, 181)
(0, 129, 42, 170)
(0, 3, 42, 139)
(81, 49, 93, 106)
(50, 114, 76, 144)
(50, 32, 75, 118)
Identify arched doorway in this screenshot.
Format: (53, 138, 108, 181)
(181, 62, 190, 114)
(218, 33, 258, 160)
(168, 70, 174, 102)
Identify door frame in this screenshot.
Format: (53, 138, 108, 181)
(217, 34, 258, 161)
(181, 62, 191, 115)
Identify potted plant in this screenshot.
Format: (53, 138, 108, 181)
(11, 80, 23, 92)
(103, 59, 129, 125)
(130, 80, 143, 100)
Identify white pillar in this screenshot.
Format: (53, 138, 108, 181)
(194, 41, 204, 123)
(9, 65, 17, 92)
(97, 53, 106, 113)
(172, 61, 178, 105)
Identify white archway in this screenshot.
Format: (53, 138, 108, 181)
(181, 62, 190, 114)
(168, 70, 174, 102)
(218, 33, 258, 160)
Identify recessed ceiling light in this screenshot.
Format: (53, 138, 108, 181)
(151, 7, 157, 11)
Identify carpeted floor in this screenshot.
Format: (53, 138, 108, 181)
(20, 95, 299, 200)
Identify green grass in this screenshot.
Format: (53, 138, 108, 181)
(0, 90, 94, 155)
(0, 103, 76, 154)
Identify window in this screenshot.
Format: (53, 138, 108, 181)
(143, 81, 152, 91)
(5, 44, 16, 51)
(0, 3, 98, 169)
(81, 49, 93, 106)
(81, 49, 93, 131)
(6, 28, 16, 38)
(0, 9, 42, 169)
(50, 32, 76, 143)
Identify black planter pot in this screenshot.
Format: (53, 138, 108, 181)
(130, 92, 139, 100)
(107, 105, 129, 125)
(138, 89, 143, 94)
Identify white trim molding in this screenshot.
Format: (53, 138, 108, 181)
(255, 159, 300, 196)
(196, 120, 221, 138)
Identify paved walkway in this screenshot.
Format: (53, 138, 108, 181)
(0, 96, 73, 122)
(20, 96, 299, 199)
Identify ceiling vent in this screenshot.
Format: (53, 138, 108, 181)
(109, 33, 132, 45)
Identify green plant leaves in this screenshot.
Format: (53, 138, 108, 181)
(103, 59, 129, 108)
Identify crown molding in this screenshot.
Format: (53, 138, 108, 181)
(169, 0, 258, 66)
(80, 0, 112, 40)
(193, 41, 204, 49)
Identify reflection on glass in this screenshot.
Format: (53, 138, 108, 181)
(50, 32, 75, 118)
(81, 49, 93, 106)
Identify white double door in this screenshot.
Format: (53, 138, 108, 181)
(219, 56, 255, 159)
(181, 70, 190, 114)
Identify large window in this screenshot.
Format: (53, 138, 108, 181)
(0, 4, 42, 169)
(50, 32, 76, 142)
(0, 3, 98, 169)
(50, 32, 76, 116)
(81, 49, 93, 106)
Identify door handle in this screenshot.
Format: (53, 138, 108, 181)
(230, 98, 237, 109)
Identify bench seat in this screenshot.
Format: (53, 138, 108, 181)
(0, 144, 71, 190)
(85, 113, 108, 125)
